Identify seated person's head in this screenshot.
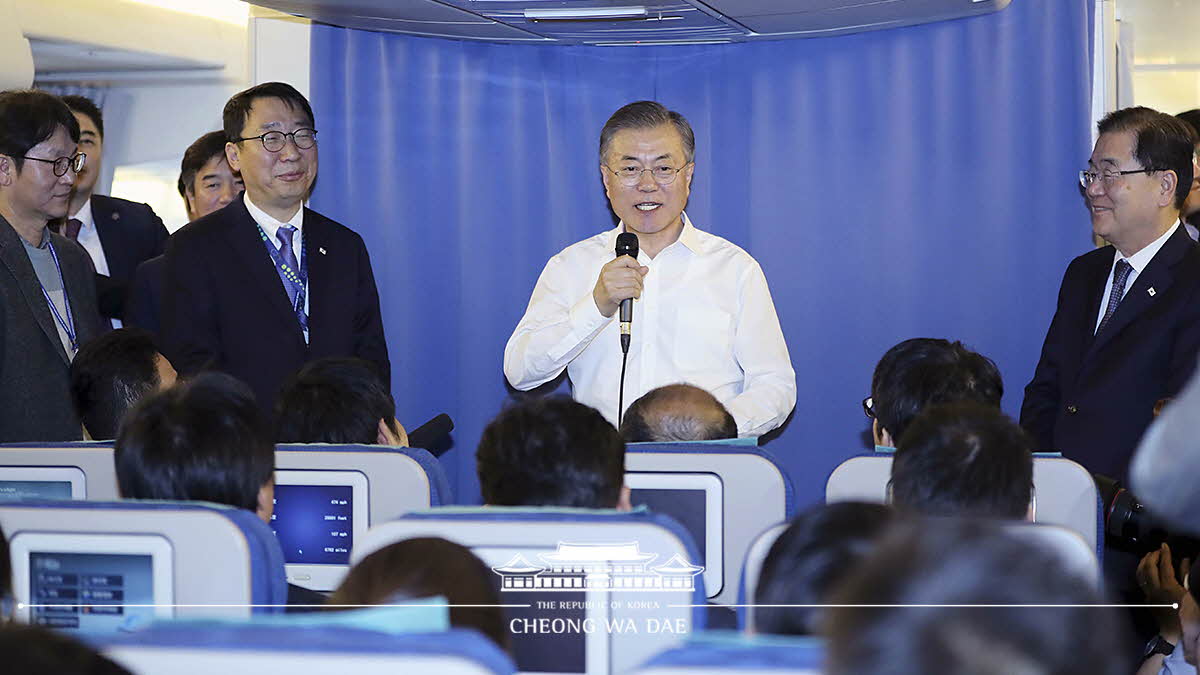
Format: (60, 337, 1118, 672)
(869, 338, 1002, 447)
(329, 537, 508, 651)
(275, 357, 405, 446)
(824, 518, 1127, 675)
(69, 329, 177, 440)
(619, 383, 736, 442)
(115, 373, 275, 522)
(754, 502, 893, 636)
(890, 403, 1033, 520)
(477, 396, 629, 509)
(0, 624, 132, 675)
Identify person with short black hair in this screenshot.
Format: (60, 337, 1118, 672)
(329, 537, 508, 651)
(1175, 109, 1200, 239)
(477, 396, 630, 509)
(115, 372, 274, 514)
(890, 402, 1034, 520)
(825, 518, 1128, 675)
(178, 130, 244, 223)
(275, 357, 406, 445)
(619, 383, 736, 443)
(867, 337, 1002, 449)
(126, 131, 245, 335)
(0, 89, 106, 441)
(114, 372, 324, 611)
(1022, 106, 1200, 482)
(505, 100, 795, 439)
(0, 624, 132, 675)
(160, 82, 389, 414)
(58, 95, 168, 327)
(753, 502, 893, 636)
(69, 327, 176, 440)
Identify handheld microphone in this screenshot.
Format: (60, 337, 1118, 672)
(615, 232, 639, 354)
(406, 413, 454, 457)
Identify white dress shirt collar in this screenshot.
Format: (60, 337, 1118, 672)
(1115, 220, 1179, 275)
(243, 193, 304, 242)
(609, 211, 703, 259)
(69, 198, 94, 230)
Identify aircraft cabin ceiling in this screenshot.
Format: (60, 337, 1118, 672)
(245, 0, 1012, 45)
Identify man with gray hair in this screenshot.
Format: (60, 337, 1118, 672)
(619, 383, 737, 442)
(504, 101, 795, 438)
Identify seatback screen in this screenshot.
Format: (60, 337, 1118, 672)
(271, 484, 354, 565)
(629, 488, 707, 565)
(29, 552, 156, 633)
(0, 481, 72, 502)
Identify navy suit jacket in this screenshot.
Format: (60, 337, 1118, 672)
(159, 198, 389, 411)
(86, 195, 168, 321)
(1020, 225, 1200, 480)
(125, 254, 165, 335)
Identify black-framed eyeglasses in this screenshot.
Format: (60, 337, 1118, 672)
(233, 128, 317, 153)
(604, 162, 691, 187)
(1079, 167, 1165, 188)
(23, 152, 86, 177)
(862, 396, 876, 419)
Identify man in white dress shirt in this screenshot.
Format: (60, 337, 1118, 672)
(504, 101, 795, 437)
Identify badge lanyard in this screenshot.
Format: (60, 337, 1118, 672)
(256, 223, 309, 331)
(38, 238, 78, 354)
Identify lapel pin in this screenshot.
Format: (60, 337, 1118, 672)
(319, 247, 327, 255)
(1148, 287, 1156, 296)
(111, 212, 120, 220)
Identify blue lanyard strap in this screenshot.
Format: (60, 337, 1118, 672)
(256, 223, 309, 331)
(38, 238, 77, 353)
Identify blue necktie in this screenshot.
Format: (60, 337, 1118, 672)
(1096, 259, 1133, 335)
(276, 225, 301, 309)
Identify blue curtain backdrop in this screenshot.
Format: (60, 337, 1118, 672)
(309, 0, 1094, 507)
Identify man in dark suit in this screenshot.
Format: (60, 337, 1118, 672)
(126, 131, 243, 334)
(59, 96, 169, 326)
(0, 90, 106, 441)
(160, 82, 389, 411)
(1021, 106, 1200, 481)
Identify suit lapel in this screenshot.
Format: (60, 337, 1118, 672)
(0, 217, 70, 363)
(91, 196, 130, 279)
(1086, 226, 1193, 358)
(220, 200, 306, 344)
(303, 210, 331, 347)
(1079, 251, 1112, 354)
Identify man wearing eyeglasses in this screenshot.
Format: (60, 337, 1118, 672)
(1021, 106, 1200, 482)
(504, 101, 795, 437)
(0, 90, 106, 441)
(160, 82, 388, 413)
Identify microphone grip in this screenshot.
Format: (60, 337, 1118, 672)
(620, 298, 632, 324)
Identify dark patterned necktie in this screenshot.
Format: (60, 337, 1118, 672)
(64, 218, 82, 240)
(276, 225, 300, 309)
(1096, 259, 1133, 335)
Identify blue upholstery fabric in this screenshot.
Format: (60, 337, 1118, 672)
(642, 631, 824, 671)
(625, 442, 796, 516)
(5, 499, 288, 612)
(403, 507, 709, 627)
(94, 626, 514, 674)
(276, 443, 452, 505)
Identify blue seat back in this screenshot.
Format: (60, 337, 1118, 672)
(357, 507, 707, 675)
(625, 441, 794, 605)
(0, 499, 287, 623)
(100, 626, 514, 675)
